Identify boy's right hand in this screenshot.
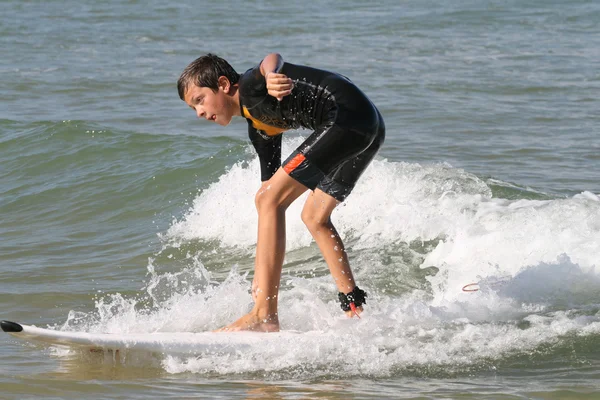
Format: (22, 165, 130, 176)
(266, 72, 294, 101)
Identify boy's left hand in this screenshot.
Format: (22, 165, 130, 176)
(266, 72, 294, 101)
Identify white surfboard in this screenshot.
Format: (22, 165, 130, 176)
(1, 320, 303, 355)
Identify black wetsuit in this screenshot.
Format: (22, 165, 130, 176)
(239, 62, 385, 202)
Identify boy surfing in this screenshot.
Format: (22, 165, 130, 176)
(177, 53, 384, 331)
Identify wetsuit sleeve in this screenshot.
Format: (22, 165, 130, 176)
(247, 120, 281, 181)
(239, 65, 267, 97)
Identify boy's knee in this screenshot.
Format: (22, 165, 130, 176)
(254, 189, 271, 212)
(301, 207, 327, 232)
(254, 187, 287, 213)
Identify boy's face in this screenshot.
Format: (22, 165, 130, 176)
(184, 78, 234, 126)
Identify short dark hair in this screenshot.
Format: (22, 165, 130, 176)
(177, 54, 240, 100)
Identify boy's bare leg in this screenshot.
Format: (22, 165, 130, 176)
(218, 169, 307, 332)
(301, 189, 362, 317)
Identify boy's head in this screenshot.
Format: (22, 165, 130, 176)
(177, 54, 239, 100)
(178, 54, 241, 126)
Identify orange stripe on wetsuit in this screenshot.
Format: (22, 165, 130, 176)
(283, 153, 306, 174)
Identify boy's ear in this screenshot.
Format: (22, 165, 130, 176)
(218, 76, 230, 93)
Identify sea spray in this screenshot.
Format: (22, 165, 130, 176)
(56, 138, 600, 378)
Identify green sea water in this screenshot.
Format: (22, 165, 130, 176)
(1, 0, 600, 398)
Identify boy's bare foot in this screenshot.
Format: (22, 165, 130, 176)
(345, 305, 363, 318)
(215, 312, 280, 333)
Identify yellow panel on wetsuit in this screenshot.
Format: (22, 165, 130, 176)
(242, 106, 286, 137)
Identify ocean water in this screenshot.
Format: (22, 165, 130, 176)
(1, 0, 600, 398)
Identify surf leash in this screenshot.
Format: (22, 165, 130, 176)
(338, 286, 367, 318)
(462, 283, 480, 292)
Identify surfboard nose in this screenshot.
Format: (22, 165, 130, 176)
(1, 321, 23, 333)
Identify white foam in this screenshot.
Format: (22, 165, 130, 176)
(166, 135, 599, 296)
(165, 137, 314, 250)
(60, 136, 600, 376)
(165, 136, 495, 250)
(58, 258, 600, 377)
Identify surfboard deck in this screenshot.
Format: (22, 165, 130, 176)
(1, 320, 302, 355)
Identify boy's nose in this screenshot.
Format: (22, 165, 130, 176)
(196, 108, 205, 118)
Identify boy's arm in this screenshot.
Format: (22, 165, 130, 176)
(247, 120, 281, 181)
(259, 53, 284, 76)
(260, 53, 293, 101)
